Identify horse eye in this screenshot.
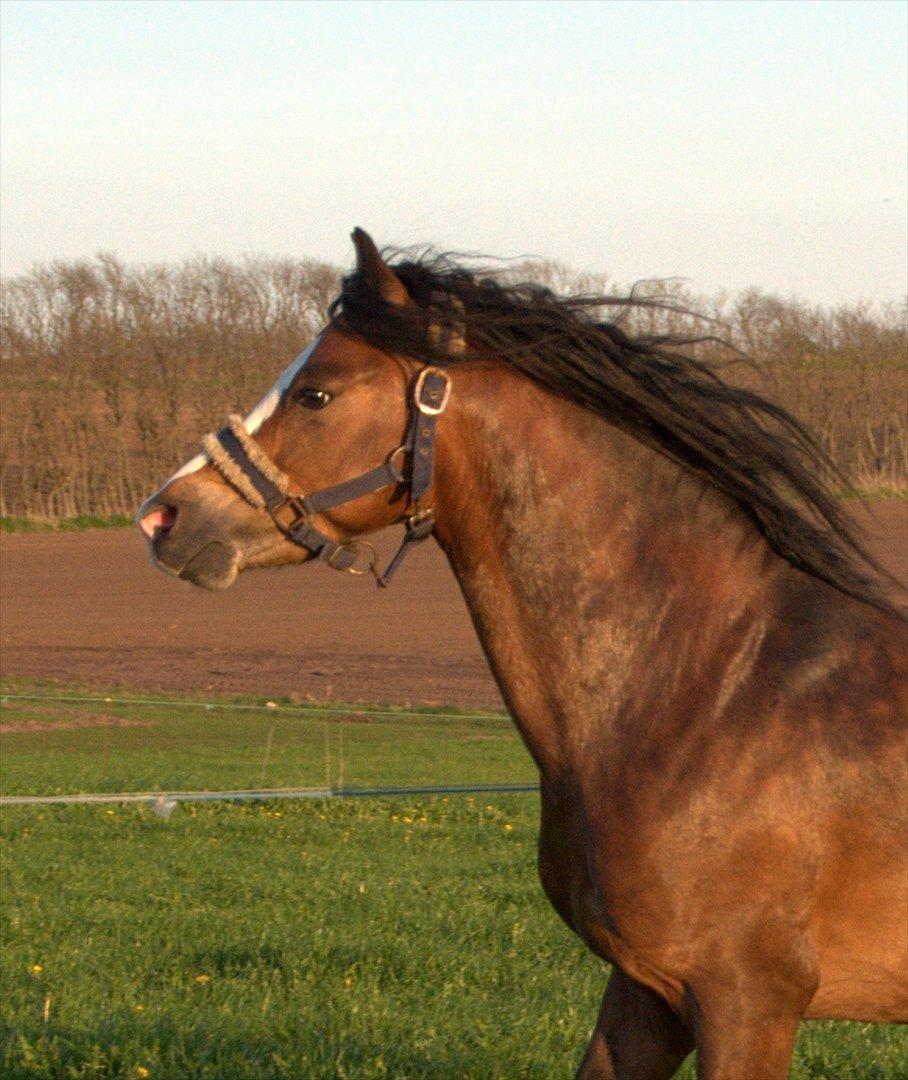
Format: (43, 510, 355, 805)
(296, 388, 332, 410)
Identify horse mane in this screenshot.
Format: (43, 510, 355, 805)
(330, 248, 901, 615)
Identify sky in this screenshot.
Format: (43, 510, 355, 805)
(1, 0, 906, 304)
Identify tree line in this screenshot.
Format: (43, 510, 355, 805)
(1, 254, 905, 519)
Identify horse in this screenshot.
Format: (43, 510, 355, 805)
(137, 229, 907, 1079)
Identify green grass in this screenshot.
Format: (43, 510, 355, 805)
(0, 515, 134, 533)
(0, 690, 526, 797)
(1, 688, 905, 1078)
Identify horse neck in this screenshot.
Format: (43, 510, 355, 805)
(432, 368, 782, 782)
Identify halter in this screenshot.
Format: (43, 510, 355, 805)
(200, 366, 452, 588)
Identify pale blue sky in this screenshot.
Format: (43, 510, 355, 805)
(1, 0, 905, 303)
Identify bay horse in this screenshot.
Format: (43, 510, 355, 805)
(137, 229, 907, 1079)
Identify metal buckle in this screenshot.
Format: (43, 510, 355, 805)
(413, 367, 452, 416)
(406, 508, 436, 540)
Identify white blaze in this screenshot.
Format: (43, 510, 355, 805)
(243, 338, 318, 434)
(165, 340, 318, 483)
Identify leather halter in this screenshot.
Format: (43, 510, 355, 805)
(202, 366, 452, 588)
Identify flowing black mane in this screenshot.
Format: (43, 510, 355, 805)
(331, 249, 898, 613)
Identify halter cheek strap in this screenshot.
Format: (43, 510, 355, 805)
(201, 366, 451, 588)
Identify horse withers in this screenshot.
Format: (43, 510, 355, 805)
(138, 230, 907, 1079)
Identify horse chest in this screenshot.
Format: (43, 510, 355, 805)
(537, 784, 690, 1006)
(538, 789, 638, 956)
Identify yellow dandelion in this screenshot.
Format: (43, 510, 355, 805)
(135, 1068, 150, 1079)
(485, 805, 493, 812)
(29, 964, 43, 975)
(134, 1004, 146, 1012)
(194, 974, 211, 984)
(503, 823, 514, 832)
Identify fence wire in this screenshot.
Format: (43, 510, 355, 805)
(0, 691, 538, 808)
(0, 691, 507, 723)
(0, 783, 539, 808)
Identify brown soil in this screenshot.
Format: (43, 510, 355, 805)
(0, 703, 155, 733)
(1, 502, 905, 710)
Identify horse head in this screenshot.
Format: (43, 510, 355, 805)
(137, 229, 446, 590)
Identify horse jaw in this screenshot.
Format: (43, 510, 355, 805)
(176, 540, 241, 590)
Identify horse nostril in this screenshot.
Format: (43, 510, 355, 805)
(139, 504, 177, 541)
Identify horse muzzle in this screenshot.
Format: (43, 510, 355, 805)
(137, 490, 241, 591)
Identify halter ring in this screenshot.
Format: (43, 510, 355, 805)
(387, 445, 408, 483)
(338, 539, 378, 577)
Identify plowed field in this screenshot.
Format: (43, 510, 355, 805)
(2, 501, 905, 708)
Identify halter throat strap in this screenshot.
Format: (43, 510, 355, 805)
(201, 366, 451, 587)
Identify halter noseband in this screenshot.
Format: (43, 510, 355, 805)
(201, 366, 452, 588)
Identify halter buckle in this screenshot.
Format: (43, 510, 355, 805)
(406, 508, 436, 540)
(413, 367, 452, 416)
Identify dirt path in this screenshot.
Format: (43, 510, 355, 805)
(1, 501, 905, 709)
(0, 527, 499, 707)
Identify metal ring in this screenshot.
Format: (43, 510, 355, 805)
(387, 445, 408, 483)
(340, 540, 378, 576)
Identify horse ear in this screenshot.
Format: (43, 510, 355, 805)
(351, 228, 409, 307)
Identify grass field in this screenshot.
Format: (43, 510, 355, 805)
(0, 516, 136, 533)
(0, 688, 532, 798)
(1, 686, 906, 1078)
